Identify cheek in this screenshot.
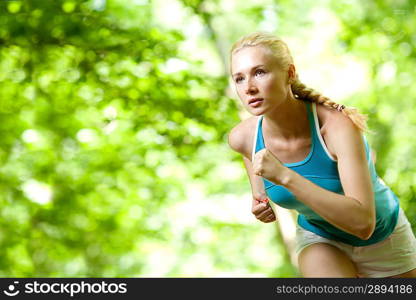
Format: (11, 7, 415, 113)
(261, 78, 279, 93)
(264, 78, 286, 94)
(235, 85, 245, 98)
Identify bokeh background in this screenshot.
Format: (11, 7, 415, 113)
(0, 0, 415, 277)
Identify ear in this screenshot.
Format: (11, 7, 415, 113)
(287, 64, 296, 84)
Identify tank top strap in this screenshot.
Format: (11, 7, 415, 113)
(252, 115, 264, 162)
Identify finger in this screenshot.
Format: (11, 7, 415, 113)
(264, 215, 276, 223)
(259, 212, 276, 222)
(257, 211, 275, 221)
(259, 213, 276, 223)
(252, 203, 269, 215)
(255, 207, 274, 219)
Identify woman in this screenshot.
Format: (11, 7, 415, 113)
(227, 32, 416, 278)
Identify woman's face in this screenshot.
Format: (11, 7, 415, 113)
(231, 45, 290, 115)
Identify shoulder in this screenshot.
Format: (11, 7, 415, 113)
(228, 116, 259, 159)
(316, 104, 364, 161)
(316, 104, 356, 133)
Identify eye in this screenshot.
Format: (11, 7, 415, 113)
(235, 76, 244, 83)
(255, 69, 266, 76)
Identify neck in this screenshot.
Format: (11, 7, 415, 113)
(262, 96, 310, 141)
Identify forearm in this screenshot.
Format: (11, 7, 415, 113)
(277, 169, 375, 239)
(243, 157, 267, 199)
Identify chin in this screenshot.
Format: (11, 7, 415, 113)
(251, 111, 263, 116)
(248, 107, 266, 116)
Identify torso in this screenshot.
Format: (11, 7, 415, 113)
(232, 103, 401, 247)
(235, 103, 338, 162)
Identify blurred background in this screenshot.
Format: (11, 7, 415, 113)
(0, 0, 415, 277)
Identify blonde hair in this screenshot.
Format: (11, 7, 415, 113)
(230, 32, 369, 132)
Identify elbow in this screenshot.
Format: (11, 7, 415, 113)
(357, 227, 374, 240)
(356, 217, 376, 240)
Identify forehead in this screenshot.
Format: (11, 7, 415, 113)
(231, 46, 277, 74)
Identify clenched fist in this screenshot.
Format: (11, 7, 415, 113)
(252, 195, 276, 223)
(253, 148, 287, 184)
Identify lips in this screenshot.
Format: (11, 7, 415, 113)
(248, 98, 264, 107)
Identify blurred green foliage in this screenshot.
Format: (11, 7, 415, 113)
(0, 0, 414, 277)
(330, 0, 416, 226)
(0, 0, 242, 276)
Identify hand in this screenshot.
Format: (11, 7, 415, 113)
(253, 148, 286, 184)
(251, 195, 276, 223)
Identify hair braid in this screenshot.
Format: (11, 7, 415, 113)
(291, 75, 369, 132)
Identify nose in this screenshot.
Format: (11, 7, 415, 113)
(245, 78, 258, 95)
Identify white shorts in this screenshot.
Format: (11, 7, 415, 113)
(296, 208, 416, 277)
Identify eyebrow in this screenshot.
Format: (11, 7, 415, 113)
(232, 64, 266, 77)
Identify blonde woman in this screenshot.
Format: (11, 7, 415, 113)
(228, 32, 416, 278)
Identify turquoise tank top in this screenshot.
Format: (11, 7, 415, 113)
(253, 102, 399, 246)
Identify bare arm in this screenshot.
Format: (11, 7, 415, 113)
(243, 157, 276, 223)
(228, 120, 276, 223)
(279, 168, 374, 239)
(243, 156, 267, 200)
